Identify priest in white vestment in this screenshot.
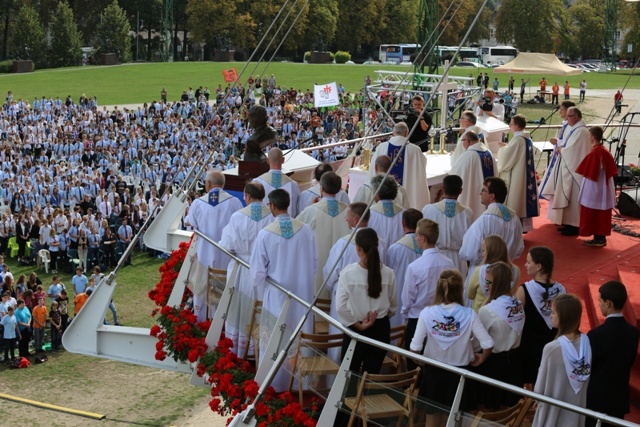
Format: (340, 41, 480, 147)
(422, 175, 472, 277)
(539, 107, 590, 235)
(185, 170, 243, 321)
(460, 177, 523, 297)
(450, 110, 485, 168)
(354, 155, 410, 209)
(449, 130, 497, 222)
(367, 175, 405, 252)
(251, 189, 318, 391)
(368, 122, 429, 209)
(538, 100, 573, 220)
(253, 147, 301, 217)
(219, 182, 274, 357)
(297, 172, 350, 296)
(298, 163, 350, 213)
(385, 209, 423, 328)
(497, 114, 540, 231)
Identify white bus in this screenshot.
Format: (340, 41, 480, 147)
(480, 46, 518, 65)
(437, 46, 482, 64)
(379, 44, 420, 64)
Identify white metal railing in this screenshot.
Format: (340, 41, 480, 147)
(189, 230, 639, 427)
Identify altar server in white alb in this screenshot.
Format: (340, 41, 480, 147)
(298, 163, 350, 213)
(253, 147, 300, 217)
(251, 189, 317, 391)
(368, 122, 429, 209)
(297, 171, 350, 295)
(185, 170, 243, 321)
(367, 174, 405, 252)
(460, 177, 523, 285)
(422, 174, 472, 278)
(219, 182, 274, 357)
(385, 209, 423, 328)
(449, 130, 497, 223)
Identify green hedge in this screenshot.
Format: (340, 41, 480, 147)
(0, 60, 13, 73)
(334, 51, 351, 64)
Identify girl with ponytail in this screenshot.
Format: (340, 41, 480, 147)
(336, 228, 396, 375)
(411, 270, 494, 427)
(516, 246, 567, 388)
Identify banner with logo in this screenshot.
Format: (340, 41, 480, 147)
(223, 68, 238, 83)
(313, 82, 340, 108)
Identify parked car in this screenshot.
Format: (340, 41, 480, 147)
(456, 61, 485, 68)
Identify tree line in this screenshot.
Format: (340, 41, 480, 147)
(0, 0, 637, 69)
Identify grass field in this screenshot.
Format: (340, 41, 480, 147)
(0, 61, 639, 105)
(1, 251, 211, 426)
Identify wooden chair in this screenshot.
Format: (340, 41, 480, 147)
(381, 324, 407, 373)
(288, 332, 343, 405)
(243, 300, 263, 364)
(313, 297, 332, 334)
(470, 397, 534, 427)
(344, 367, 421, 427)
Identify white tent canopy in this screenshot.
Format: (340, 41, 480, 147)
(494, 52, 582, 76)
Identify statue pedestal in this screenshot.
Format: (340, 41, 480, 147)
(12, 60, 33, 73)
(214, 50, 234, 62)
(101, 53, 120, 65)
(310, 51, 331, 64)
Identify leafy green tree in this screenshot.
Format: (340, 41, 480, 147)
(248, 0, 308, 52)
(9, 4, 46, 65)
(379, 0, 418, 47)
(187, 0, 256, 50)
(69, 0, 112, 45)
(334, 0, 387, 53)
(118, 0, 163, 61)
(622, 2, 640, 63)
(495, 0, 563, 52)
(299, 0, 339, 51)
(94, 0, 132, 62)
(49, 1, 83, 67)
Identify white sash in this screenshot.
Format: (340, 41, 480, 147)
(486, 295, 525, 333)
(558, 334, 591, 394)
(423, 304, 473, 350)
(524, 280, 566, 329)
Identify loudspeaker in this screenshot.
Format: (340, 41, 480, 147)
(618, 189, 640, 218)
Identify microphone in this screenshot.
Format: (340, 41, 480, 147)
(551, 105, 560, 112)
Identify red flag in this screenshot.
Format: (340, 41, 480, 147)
(223, 68, 238, 83)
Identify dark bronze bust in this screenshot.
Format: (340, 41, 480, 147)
(245, 105, 277, 162)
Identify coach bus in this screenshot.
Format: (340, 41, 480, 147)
(437, 46, 482, 64)
(378, 43, 420, 64)
(480, 45, 518, 65)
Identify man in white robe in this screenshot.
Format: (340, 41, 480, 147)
(422, 174, 472, 278)
(251, 189, 318, 391)
(450, 110, 485, 168)
(353, 155, 410, 209)
(219, 182, 274, 357)
(298, 163, 350, 213)
(460, 177, 523, 285)
(297, 172, 350, 296)
(538, 100, 574, 219)
(368, 122, 428, 209)
(539, 107, 590, 235)
(367, 174, 405, 252)
(497, 114, 540, 231)
(449, 130, 497, 222)
(385, 208, 423, 328)
(185, 170, 243, 321)
(253, 147, 300, 217)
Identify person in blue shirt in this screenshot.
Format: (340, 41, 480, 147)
(1, 305, 21, 365)
(14, 299, 31, 358)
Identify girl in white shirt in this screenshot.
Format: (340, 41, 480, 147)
(477, 261, 526, 409)
(411, 270, 493, 427)
(336, 228, 397, 375)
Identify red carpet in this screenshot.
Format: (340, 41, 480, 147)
(516, 199, 640, 422)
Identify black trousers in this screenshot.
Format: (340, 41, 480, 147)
(341, 316, 390, 375)
(404, 317, 422, 372)
(18, 328, 30, 357)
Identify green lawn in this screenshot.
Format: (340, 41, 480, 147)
(1, 62, 638, 105)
